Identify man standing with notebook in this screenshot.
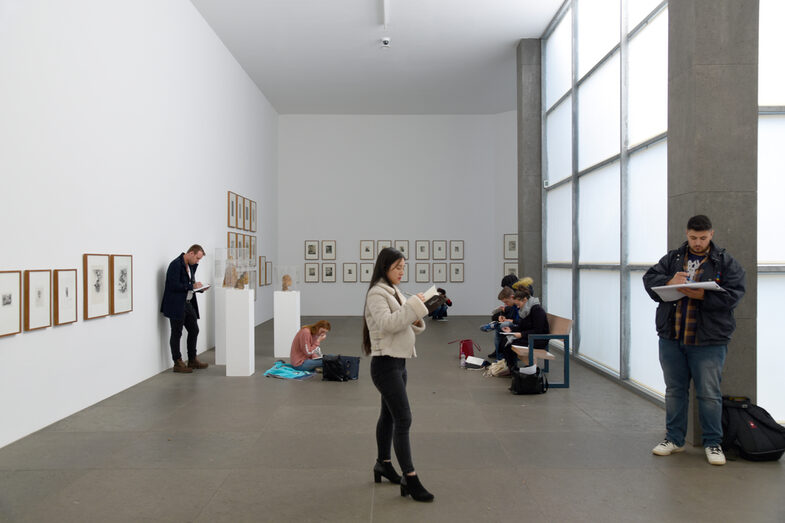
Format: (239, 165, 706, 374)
(643, 215, 746, 465)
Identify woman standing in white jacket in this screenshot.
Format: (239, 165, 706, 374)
(363, 247, 434, 502)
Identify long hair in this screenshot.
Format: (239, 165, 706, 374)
(361, 248, 404, 355)
(304, 320, 331, 335)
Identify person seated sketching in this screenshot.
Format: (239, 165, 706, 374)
(289, 320, 331, 371)
(481, 287, 517, 359)
(500, 288, 549, 371)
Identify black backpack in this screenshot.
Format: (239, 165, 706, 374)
(322, 355, 360, 382)
(721, 396, 785, 461)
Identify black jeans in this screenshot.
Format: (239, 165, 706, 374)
(371, 356, 414, 474)
(169, 300, 198, 362)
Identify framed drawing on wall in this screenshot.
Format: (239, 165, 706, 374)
(244, 198, 251, 230)
(360, 240, 374, 260)
(415, 240, 430, 260)
(401, 263, 409, 283)
(24, 269, 51, 331)
(450, 263, 464, 283)
(376, 240, 391, 253)
(110, 254, 133, 315)
(360, 263, 373, 283)
(0, 271, 22, 337)
(53, 269, 77, 326)
(250, 200, 257, 232)
(237, 195, 245, 230)
(343, 263, 357, 283)
(415, 263, 430, 283)
(432, 240, 447, 260)
(322, 263, 336, 283)
(250, 236, 257, 260)
(259, 256, 266, 287)
(244, 233, 251, 254)
(304, 263, 319, 283)
(83, 254, 110, 320)
(228, 232, 237, 258)
(450, 240, 464, 260)
(228, 191, 237, 228)
(503, 262, 518, 277)
(305, 240, 319, 260)
(265, 261, 272, 285)
(432, 263, 447, 283)
(322, 240, 336, 260)
(503, 234, 518, 260)
(394, 240, 409, 259)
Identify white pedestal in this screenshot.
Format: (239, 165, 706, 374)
(274, 291, 301, 359)
(225, 288, 254, 376)
(214, 288, 227, 365)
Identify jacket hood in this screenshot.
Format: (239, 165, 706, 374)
(520, 297, 541, 318)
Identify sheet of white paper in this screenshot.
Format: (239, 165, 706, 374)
(422, 285, 438, 300)
(651, 281, 723, 302)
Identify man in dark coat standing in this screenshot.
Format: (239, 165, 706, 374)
(161, 244, 208, 373)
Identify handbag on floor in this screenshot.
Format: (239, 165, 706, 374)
(322, 355, 360, 382)
(721, 396, 785, 461)
(509, 365, 548, 394)
(448, 339, 482, 358)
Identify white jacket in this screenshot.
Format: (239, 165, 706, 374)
(364, 282, 428, 358)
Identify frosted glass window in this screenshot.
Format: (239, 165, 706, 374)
(757, 274, 785, 422)
(546, 268, 572, 320)
(578, 52, 620, 170)
(628, 9, 667, 146)
(577, 0, 620, 78)
(546, 97, 573, 184)
(758, 116, 785, 264)
(628, 0, 665, 29)
(628, 271, 665, 395)
(578, 162, 620, 264)
(628, 141, 667, 265)
(546, 183, 572, 264)
(545, 10, 572, 110)
(759, 0, 785, 105)
(578, 269, 620, 373)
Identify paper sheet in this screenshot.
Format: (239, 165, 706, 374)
(651, 281, 723, 302)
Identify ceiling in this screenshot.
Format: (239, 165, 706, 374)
(189, 0, 564, 115)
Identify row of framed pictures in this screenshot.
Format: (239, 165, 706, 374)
(227, 191, 257, 232)
(360, 240, 464, 261)
(257, 257, 273, 286)
(304, 240, 336, 260)
(304, 262, 465, 284)
(0, 254, 133, 338)
(228, 232, 257, 260)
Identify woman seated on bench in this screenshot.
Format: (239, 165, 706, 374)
(290, 320, 331, 371)
(500, 288, 549, 372)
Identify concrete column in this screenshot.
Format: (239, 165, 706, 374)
(517, 39, 543, 292)
(668, 0, 758, 444)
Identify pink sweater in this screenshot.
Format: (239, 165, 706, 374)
(289, 328, 320, 367)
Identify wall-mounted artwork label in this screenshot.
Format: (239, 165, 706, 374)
(110, 255, 133, 315)
(83, 254, 110, 319)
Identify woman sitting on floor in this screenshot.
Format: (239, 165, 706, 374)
(500, 288, 549, 371)
(289, 320, 331, 371)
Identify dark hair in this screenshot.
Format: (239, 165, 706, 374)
(362, 248, 405, 355)
(501, 274, 518, 288)
(437, 288, 446, 296)
(513, 288, 531, 301)
(187, 244, 205, 255)
(687, 215, 712, 231)
(498, 287, 514, 300)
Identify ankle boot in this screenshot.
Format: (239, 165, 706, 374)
(400, 474, 434, 502)
(373, 460, 401, 484)
(187, 357, 208, 369)
(173, 359, 193, 373)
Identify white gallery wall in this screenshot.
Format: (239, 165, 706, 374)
(0, 0, 278, 448)
(277, 112, 518, 316)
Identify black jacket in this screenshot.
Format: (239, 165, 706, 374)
(642, 241, 745, 345)
(160, 253, 200, 320)
(509, 303, 550, 349)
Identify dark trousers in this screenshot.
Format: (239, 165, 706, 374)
(371, 356, 414, 474)
(169, 300, 198, 362)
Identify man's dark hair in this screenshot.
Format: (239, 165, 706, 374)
(687, 215, 712, 231)
(501, 274, 518, 288)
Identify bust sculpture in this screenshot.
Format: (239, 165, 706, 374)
(282, 274, 292, 291)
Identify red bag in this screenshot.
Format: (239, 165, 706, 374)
(448, 339, 482, 358)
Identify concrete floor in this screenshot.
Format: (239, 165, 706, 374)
(0, 316, 783, 522)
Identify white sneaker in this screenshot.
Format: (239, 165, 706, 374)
(705, 445, 726, 465)
(652, 439, 685, 456)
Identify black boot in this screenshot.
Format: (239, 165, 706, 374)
(400, 474, 434, 502)
(373, 460, 401, 484)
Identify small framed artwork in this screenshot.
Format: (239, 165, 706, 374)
(360, 263, 373, 283)
(322, 263, 336, 283)
(503, 262, 518, 276)
(0, 270, 22, 338)
(250, 200, 257, 233)
(237, 195, 245, 230)
(305, 263, 319, 283)
(415, 240, 430, 260)
(433, 263, 447, 283)
(259, 256, 266, 287)
(343, 262, 357, 283)
(109, 255, 133, 315)
(24, 269, 51, 331)
(377, 240, 392, 254)
(305, 240, 320, 260)
(265, 261, 272, 285)
(450, 262, 465, 283)
(250, 236, 257, 260)
(322, 240, 336, 260)
(394, 240, 409, 259)
(53, 269, 77, 326)
(83, 254, 110, 320)
(228, 191, 237, 228)
(244, 198, 251, 230)
(228, 232, 237, 258)
(244, 233, 251, 254)
(504, 233, 518, 260)
(360, 240, 374, 260)
(401, 263, 409, 283)
(415, 263, 430, 283)
(432, 240, 447, 260)
(450, 240, 465, 260)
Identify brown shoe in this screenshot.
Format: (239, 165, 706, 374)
(173, 359, 193, 373)
(188, 358, 208, 370)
